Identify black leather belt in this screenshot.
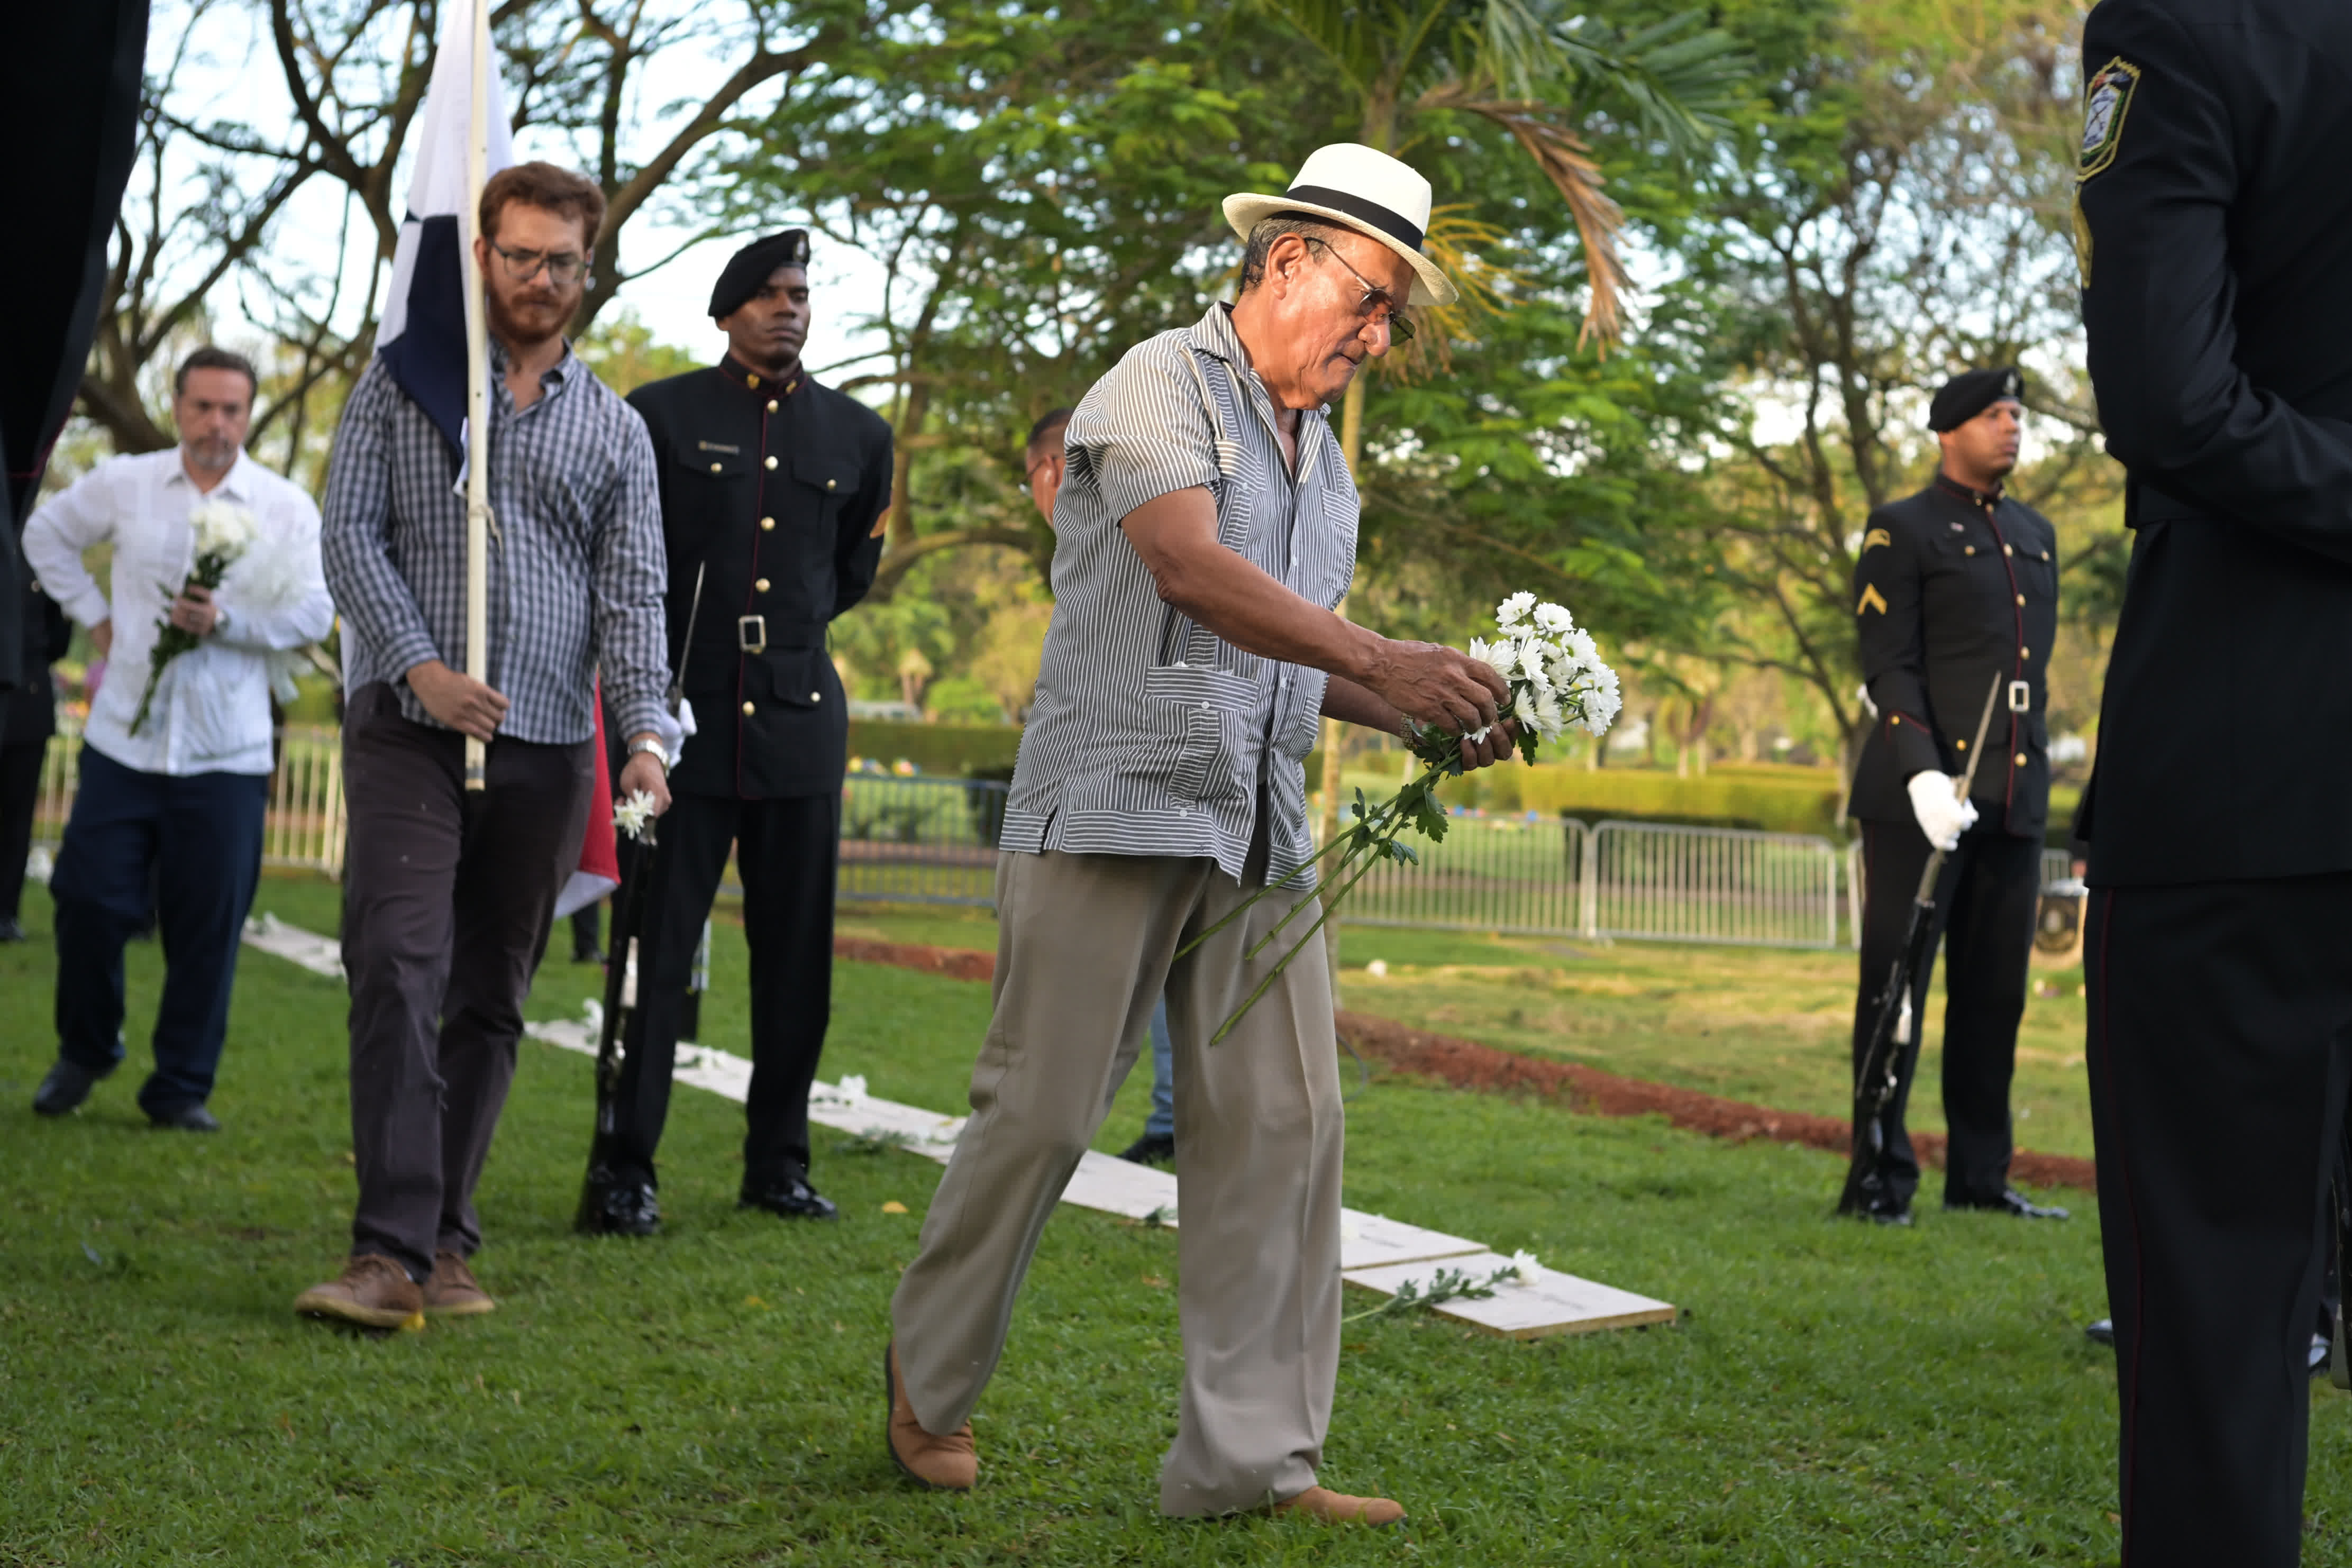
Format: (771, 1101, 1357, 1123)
(703, 616, 827, 656)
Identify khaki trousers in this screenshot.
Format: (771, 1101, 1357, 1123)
(890, 845, 1345, 1516)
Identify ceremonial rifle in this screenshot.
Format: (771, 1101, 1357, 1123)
(575, 564, 704, 1229)
(1837, 673, 2010, 1218)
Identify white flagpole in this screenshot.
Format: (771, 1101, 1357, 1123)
(460, 0, 493, 791)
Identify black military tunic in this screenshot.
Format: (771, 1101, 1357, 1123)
(2075, 3, 2352, 1562)
(604, 356, 891, 1192)
(1846, 473, 2058, 1213)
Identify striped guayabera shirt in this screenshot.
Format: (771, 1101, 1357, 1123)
(1002, 302, 1359, 887)
(321, 344, 670, 745)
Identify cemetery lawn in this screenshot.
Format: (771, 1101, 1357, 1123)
(5, 874, 2348, 1565)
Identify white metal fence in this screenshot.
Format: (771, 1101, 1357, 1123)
(35, 727, 2079, 954)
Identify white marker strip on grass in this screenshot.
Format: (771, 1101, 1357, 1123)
(241, 913, 1675, 1335)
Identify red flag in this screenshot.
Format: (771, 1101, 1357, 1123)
(553, 680, 619, 918)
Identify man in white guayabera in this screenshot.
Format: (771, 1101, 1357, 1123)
(22, 347, 333, 1131)
(884, 144, 1514, 1527)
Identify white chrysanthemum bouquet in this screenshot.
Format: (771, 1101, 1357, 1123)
(131, 499, 258, 734)
(1183, 592, 1620, 1041)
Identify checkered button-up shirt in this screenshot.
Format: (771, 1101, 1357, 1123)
(1001, 302, 1359, 887)
(321, 344, 668, 744)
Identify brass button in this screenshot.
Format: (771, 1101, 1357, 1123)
(741, 700, 755, 716)
(2003, 543, 2013, 556)
(2014, 752, 2027, 766)
(810, 691, 822, 702)
(2021, 646, 2031, 658)
(708, 462, 722, 474)
(766, 399, 779, 413)
(755, 577, 770, 592)
(745, 373, 759, 389)
(826, 478, 838, 491)
(760, 516, 775, 531)
(1955, 737, 1967, 750)
(2014, 593, 2026, 606)
(765, 455, 778, 471)
(1964, 545, 1975, 556)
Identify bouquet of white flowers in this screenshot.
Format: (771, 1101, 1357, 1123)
(1182, 592, 1620, 1043)
(130, 499, 258, 735)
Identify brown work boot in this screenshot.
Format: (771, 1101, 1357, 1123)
(1271, 1485, 1407, 1527)
(294, 1254, 424, 1330)
(884, 1341, 976, 1490)
(423, 1250, 497, 1317)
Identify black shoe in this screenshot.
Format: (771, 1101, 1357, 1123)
(33, 1058, 102, 1116)
(0, 915, 24, 942)
(2085, 1317, 2114, 1346)
(148, 1102, 221, 1132)
(581, 1170, 661, 1236)
(1118, 1131, 1175, 1166)
(741, 1169, 838, 1221)
(1946, 1188, 2071, 1220)
(572, 942, 605, 965)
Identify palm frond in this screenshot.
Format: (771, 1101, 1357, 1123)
(1546, 10, 1748, 159)
(1373, 205, 1529, 382)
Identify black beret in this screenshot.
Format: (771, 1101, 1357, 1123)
(1928, 366, 2025, 432)
(708, 229, 810, 320)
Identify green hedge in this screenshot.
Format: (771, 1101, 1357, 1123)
(1429, 761, 1847, 837)
(848, 720, 1025, 777)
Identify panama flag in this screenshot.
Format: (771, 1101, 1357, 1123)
(377, 7, 513, 457)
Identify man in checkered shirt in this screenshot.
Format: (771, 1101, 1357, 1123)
(295, 162, 674, 1331)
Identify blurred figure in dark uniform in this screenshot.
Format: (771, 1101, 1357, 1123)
(1845, 367, 2067, 1226)
(2075, 4, 2352, 1560)
(0, 574, 69, 940)
(579, 230, 893, 1234)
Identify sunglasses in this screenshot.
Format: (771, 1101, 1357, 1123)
(1308, 239, 1416, 343)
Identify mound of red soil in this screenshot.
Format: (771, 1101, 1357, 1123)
(833, 935, 2096, 1192)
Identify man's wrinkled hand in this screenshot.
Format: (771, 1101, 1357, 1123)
(617, 745, 671, 819)
(168, 582, 219, 637)
(1368, 639, 1507, 737)
(1455, 719, 1519, 773)
(407, 659, 510, 743)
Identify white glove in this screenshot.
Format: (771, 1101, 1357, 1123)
(1906, 770, 1980, 851)
(649, 695, 696, 767)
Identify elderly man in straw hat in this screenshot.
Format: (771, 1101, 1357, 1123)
(882, 144, 1514, 1525)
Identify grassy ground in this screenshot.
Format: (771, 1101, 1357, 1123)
(7, 874, 2347, 1564)
(833, 899, 2098, 1161)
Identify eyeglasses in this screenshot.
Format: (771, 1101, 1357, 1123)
(487, 240, 590, 288)
(1307, 239, 1415, 343)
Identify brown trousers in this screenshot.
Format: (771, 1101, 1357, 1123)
(338, 682, 591, 1280)
(890, 844, 1345, 1516)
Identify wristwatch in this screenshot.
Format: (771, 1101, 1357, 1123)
(626, 735, 671, 774)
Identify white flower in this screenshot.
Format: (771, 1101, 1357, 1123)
(1516, 642, 1549, 683)
(1505, 1248, 1541, 1284)
(1470, 636, 1517, 685)
(836, 1073, 869, 1102)
(1532, 602, 1573, 634)
(1496, 591, 1536, 628)
(613, 789, 658, 841)
(188, 500, 258, 562)
(1533, 689, 1564, 741)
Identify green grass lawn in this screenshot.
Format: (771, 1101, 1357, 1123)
(6, 873, 2349, 1564)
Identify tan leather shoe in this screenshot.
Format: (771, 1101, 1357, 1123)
(884, 1341, 976, 1490)
(423, 1250, 497, 1317)
(1272, 1486, 1407, 1527)
(294, 1254, 424, 1330)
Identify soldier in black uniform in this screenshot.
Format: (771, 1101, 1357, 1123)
(0, 575, 69, 941)
(580, 230, 894, 1234)
(2076, 4, 2352, 1561)
(1845, 367, 2067, 1226)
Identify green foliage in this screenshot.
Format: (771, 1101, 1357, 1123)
(575, 308, 706, 397)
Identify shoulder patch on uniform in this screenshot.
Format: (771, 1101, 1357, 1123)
(2079, 57, 2139, 181)
(1857, 583, 1889, 616)
(1863, 527, 1892, 553)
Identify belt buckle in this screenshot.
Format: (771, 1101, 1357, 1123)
(738, 614, 767, 654)
(2008, 679, 2030, 714)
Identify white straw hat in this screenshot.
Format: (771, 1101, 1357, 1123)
(1223, 143, 1458, 307)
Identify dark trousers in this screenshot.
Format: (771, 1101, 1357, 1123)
(0, 737, 44, 922)
(338, 683, 590, 1279)
(1848, 819, 2039, 1206)
(48, 745, 265, 1113)
(2087, 875, 2352, 1568)
(605, 788, 839, 1189)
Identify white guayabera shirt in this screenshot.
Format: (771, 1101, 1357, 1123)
(1003, 302, 1359, 888)
(23, 448, 334, 777)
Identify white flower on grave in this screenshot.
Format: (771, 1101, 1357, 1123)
(1496, 591, 1536, 628)
(613, 789, 658, 841)
(188, 499, 259, 561)
(1505, 1248, 1541, 1284)
(836, 1073, 869, 1102)
(1532, 601, 1573, 634)
(1341, 1220, 1362, 1241)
